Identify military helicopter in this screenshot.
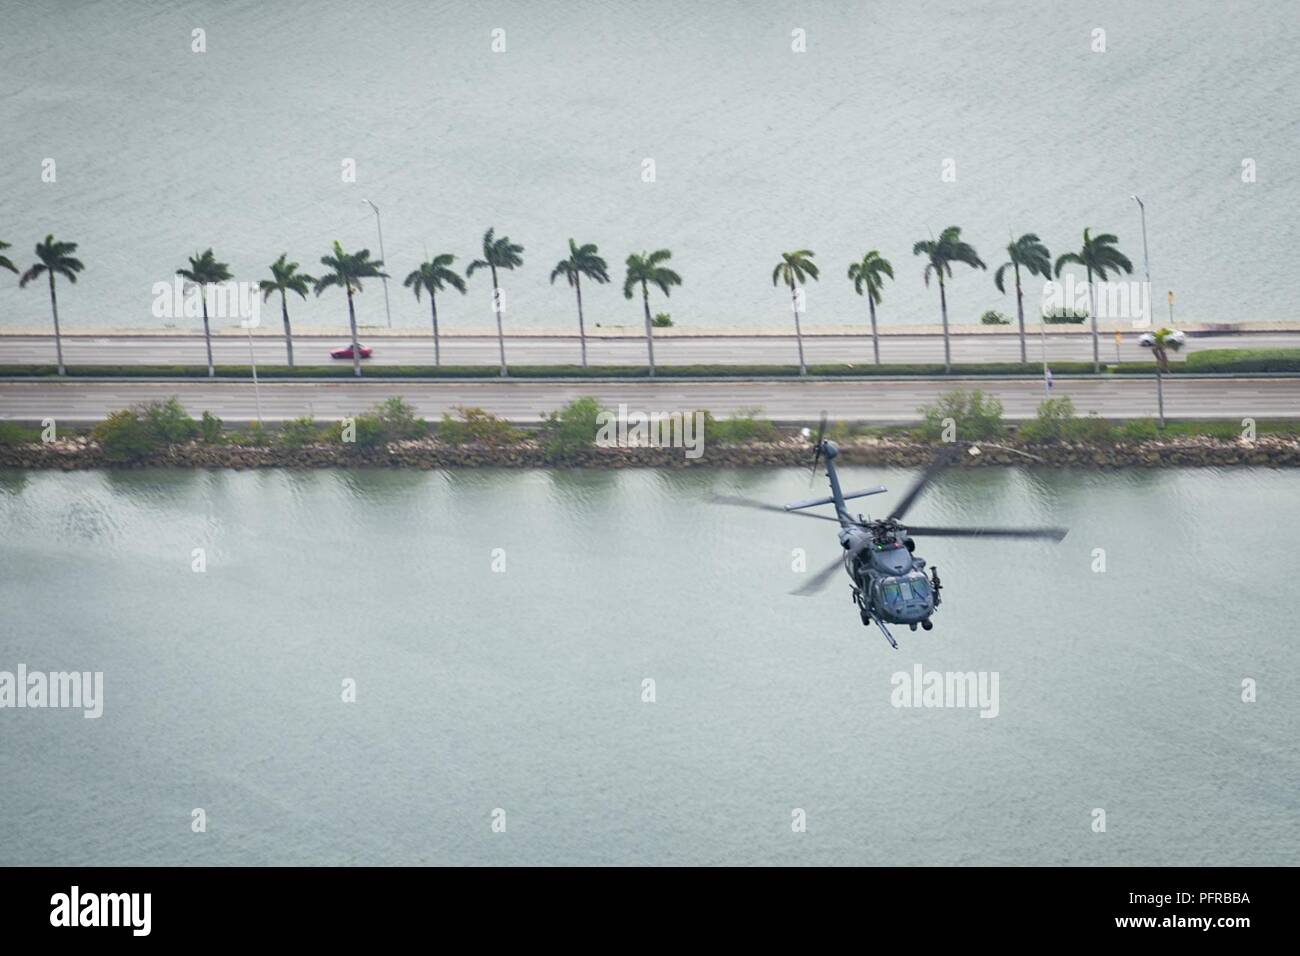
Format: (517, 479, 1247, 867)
(714, 415, 1068, 648)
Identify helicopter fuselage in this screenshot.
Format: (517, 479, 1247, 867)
(838, 523, 940, 626)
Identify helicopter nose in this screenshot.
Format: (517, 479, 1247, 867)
(901, 601, 932, 622)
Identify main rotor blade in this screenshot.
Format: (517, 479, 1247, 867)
(886, 447, 960, 521)
(905, 524, 1069, 542)
(814, 411, 828, 449)
(711, 494, 842, 522)
(791, 554, 845, 596)
(809, 411, 829, 486)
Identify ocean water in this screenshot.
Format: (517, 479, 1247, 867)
(0, 466, 1295, 865)
(0, 0, 1297, 335)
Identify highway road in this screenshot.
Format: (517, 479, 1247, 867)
(2, 377, 1295, 423)
(1, 330, 1295, 368)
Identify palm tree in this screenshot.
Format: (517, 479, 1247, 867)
(177, 249, 232, 378)
(1054, 228, 1133, 372)
(258, 254, 314, 368)
(314, 241, 388, 378)
(19, 235, 85, 376)
(994, 233, 1052, 364)
(912, 226, 985, 372)
(0, 240, 16, 275)
(623, 250, 682, 377)
(466, 228, 524, 376)
(847, 251, 894, 365)
(772, 250, 819, 375)
(550, 240, 609, 367)
(404, 254, 466, 366)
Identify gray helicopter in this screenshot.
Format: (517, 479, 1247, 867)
(715, 416, 1068, 648)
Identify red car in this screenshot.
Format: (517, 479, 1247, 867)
(330, 344, 373, 359)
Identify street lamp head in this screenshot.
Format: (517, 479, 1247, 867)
(1131, 194, 1144, 208)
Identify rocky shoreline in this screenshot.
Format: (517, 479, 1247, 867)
(3, 435, 1298, 470)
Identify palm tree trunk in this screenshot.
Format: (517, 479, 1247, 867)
(791, 283, 806, 375)
(430, 293, 441, 367)
(346, 287, 361, 378)
(47, 272, 65, 376)
(868, 294, 880, 365)
(1087, 266, 1099, 373)
(1155, 365, 1165, 427)
(280, 291, 294, 368)
(575, 276, 588, 368)
(938, 276, 951, 373)
(491, 264, 507, 377)
(201, 293, 214, 378)
(641, 281, 655, 378)
(1014, 265, 1026, 364)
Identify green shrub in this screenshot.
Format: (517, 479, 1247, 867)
(540, 397, 605, 460)
(92, 409, 160, 461)
(652, 313, 673, 327)
(141, 397, 199, 443)
(278, 415, 323, 448)
(1155, 419, 1240, 440)
(1042, 308, 1088, 324)
(330, 397, 428, 449)
(1183, 348, 1300, 374)
(328, 415, 379, 448)
(371, 397, 427, 440)
(1016, 397, 1119, 443)
(916, 389, 1005, 441)
(0, 422, 41, 446)
(980, 310, 1010, 325)
(703, 408, 780, 444)
(1119, 419, 1160, 442)
(825, 421, 913, 441)
(438, 406, 523, 446)
(1067, 414, 1117, 443)
(1017, 396, 1076, 443)
(233, 422, 272, 446)
(89, 397, 198, 461)
(200, 410, 224, 444)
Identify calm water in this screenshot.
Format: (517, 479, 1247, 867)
(1, 0, 1297, 334)
(0, 465, 1296, 866)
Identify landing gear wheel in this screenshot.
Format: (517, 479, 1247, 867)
(922, 619, 933, 631)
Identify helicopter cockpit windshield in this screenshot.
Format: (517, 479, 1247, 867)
(881, 573, 931, 609)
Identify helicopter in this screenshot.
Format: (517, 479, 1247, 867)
(714, 415, 1068, 648)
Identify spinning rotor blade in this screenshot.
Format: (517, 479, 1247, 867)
(904, 524, 1068, 542)
(791, 554, 845, 596)
(886, 446, 960, 521)
(711, 494, 842, 523)
(809, 411, 829, 485)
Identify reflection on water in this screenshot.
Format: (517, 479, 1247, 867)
(0, 466, 1297, 866)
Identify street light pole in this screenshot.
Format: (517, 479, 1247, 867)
(244, 323, 262, 425)
(1040, 311, 1049, 398)
(1131, 195, 1151, 326)
(363, 198, 393, 329)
